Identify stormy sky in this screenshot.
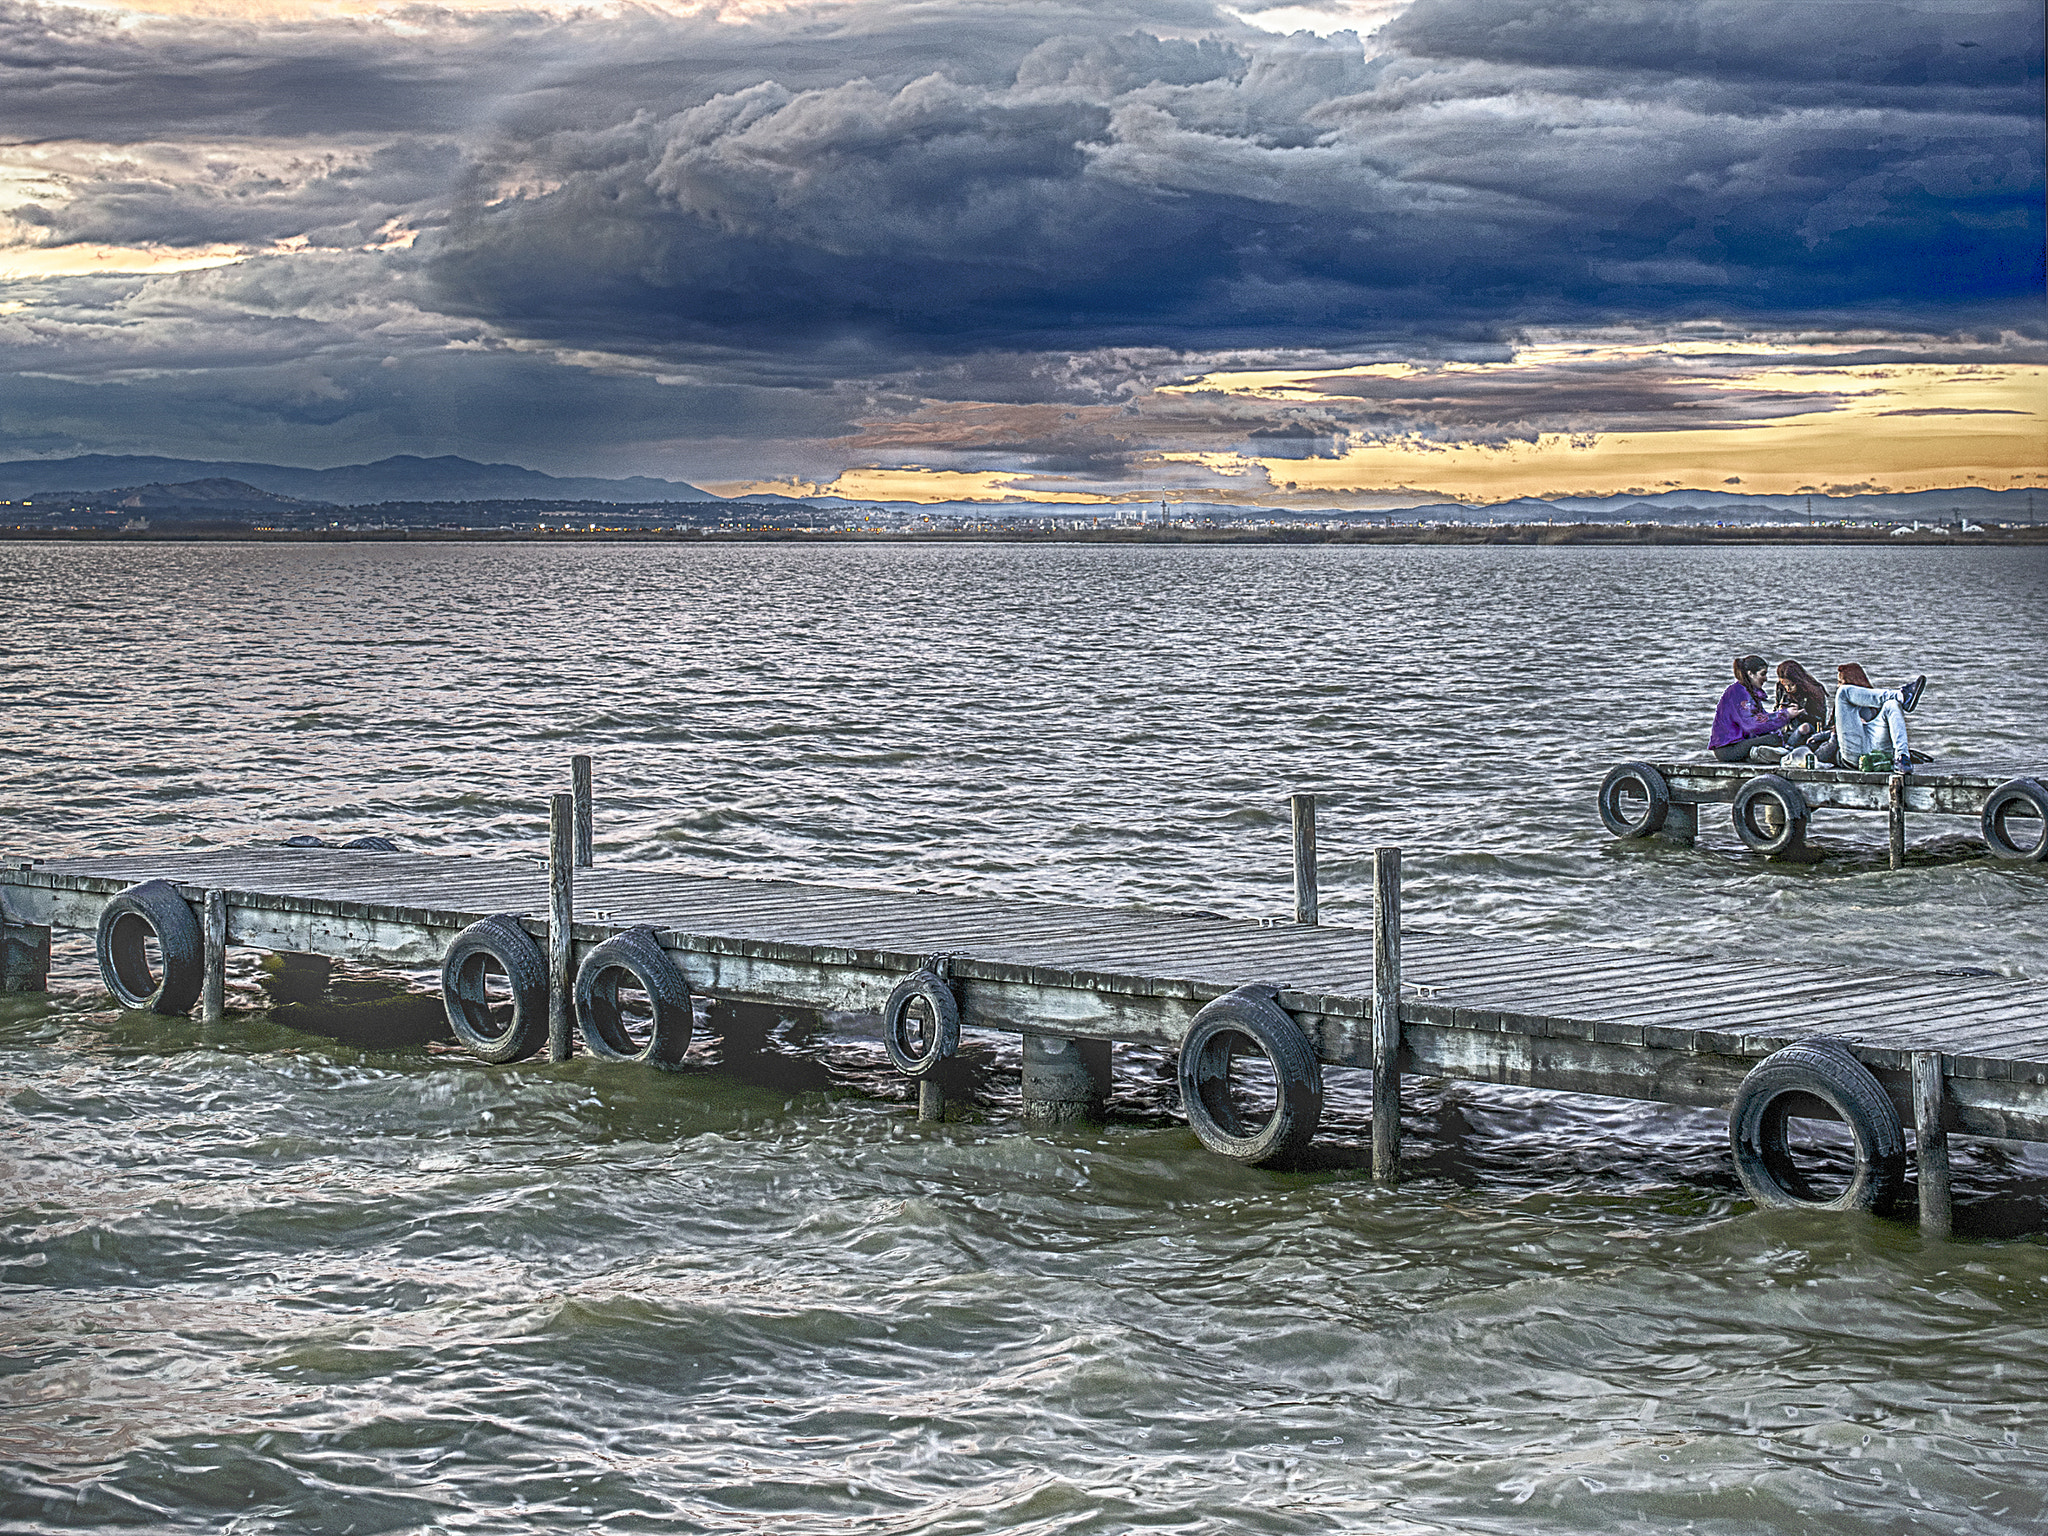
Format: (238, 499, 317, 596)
(1, 0, 2041, 501)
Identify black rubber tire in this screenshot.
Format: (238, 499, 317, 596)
(1598, 762, 1671, 837)
(440, 915, 549, 1064)
(882, 967, 959, 1077)
(95, 879, 205, 1015)
(1981, 778, 2048, 862)
(1731, 774, 1810, 856)
(341, 836, 399, 853)
(1728, 1039, 1905, 1213)
(1177, 983, 1324, 1167)
(575, 926, 693, 1068)
(283, 835, 327, 848)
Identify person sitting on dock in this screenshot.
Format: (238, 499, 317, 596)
(1774, 659, 1836, 763)
(1710, 654, 1803, 762)
(1834, 663, 1927, 773)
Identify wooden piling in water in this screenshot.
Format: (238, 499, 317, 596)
(201, 888, 227, 1024)
(1290, 793, 1318, 926)
(1913, 1050, 1952, 1240)
(1021, 1034, 1112, 1125)
(1372, 845, 1402, 1184)
(572, 755, 594, 869)
(1888, 774, 1907, 869)
(917, 1078, 946, 1123)
(548, 792, 576, 1062)
(1, 895, 51, 993)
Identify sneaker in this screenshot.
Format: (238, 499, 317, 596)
(1901, 674, 1926, 712)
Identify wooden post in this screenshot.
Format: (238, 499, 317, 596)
(1371, 846, 1402, 1185)
(1661, 801, 1698, 846)
(548, 792, 576, 1062)
(917, 1078, 946, 1124)
(1290, 792, 1318, 926)
(1912, 1051, 1952, 1240)
(1021, 1034, 1112, 1125)
(1888, 774, 1907, 869)
(0, 896, 51, 993)
(571, 754, 594, 868)
(201, 889, 227, 1024)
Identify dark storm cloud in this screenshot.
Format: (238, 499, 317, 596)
(2, 0, 2040, 472)
(425, 0, 2043, 368)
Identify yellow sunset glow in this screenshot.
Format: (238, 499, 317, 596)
(0, 243, 247, 280)
(1235, 365, 2044, 502)
(709, 356, 2044, 505)
(707, 468, 1127, 505)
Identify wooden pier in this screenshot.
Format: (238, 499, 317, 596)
(5, 800, 2047, 1235)
(1600, 757, 2048, 866)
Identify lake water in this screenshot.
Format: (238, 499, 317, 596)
(5, 540, 2048, 1533)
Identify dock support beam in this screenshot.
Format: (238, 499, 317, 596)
(572, 755, 594, 868)
(201, 889, 227, 1024)
(0, 896, 50, 993)
(548, 792, 576, 1062)
(1660, 802, 1698, 846)
(1888, 774, 1907, 869)
(917, 1078, 946, 1124)
(1021, 1034, 1111, 1126)
(1912, 1051, 1952, 1240)
(1371, 846, 1402, 1185)
(1291, 792, 1318, 926)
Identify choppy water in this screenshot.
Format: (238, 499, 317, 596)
(5, 540, 2048, 1534)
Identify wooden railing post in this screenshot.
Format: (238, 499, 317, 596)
(571, 754, 594, 868)
(548, 792, 576, 1061)
(1888, 774, 1907, 869)
(1290, 792, 1318, 926)
(1372, 846, 1402, 1184)
(201, 889, 227, 1024)
(1913, 1051, 1952, 1239)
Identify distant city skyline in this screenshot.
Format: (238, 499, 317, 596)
(2, 0, 2040, 505)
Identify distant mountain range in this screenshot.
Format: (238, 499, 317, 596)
(0, 453, 2036, 523)
(48, 477, 328, 514)
(0, 454, 713, 506)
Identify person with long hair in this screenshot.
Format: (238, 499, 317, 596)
(1834, 663, 1927, 772)
(1710, 654, 1802, 762)
(1774, 659, 1835, 761)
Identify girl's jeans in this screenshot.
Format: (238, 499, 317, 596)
(1835, 684, 1908, 763)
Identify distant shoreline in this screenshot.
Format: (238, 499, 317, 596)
(3, 523, 2045, 547)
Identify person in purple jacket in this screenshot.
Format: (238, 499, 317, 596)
(1710, 654, 1802, 762)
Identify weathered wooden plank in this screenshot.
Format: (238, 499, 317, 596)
(1468, 960, 1794, 1013)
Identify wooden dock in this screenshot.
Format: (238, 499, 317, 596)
(5, 833, 2046, 1233)
(1600, 757, 2047, 865)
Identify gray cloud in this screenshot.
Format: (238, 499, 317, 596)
(0, 0, 2040, 477)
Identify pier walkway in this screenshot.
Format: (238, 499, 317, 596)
(5, 841, 2044, 1231)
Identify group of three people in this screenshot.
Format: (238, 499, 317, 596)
(1711, 654, 1927, 771)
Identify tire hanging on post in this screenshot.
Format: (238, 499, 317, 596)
(1597, 762, 1671, 838)
(441, 914, 550, 1064)
(1731, 773, 1810, 857)
(1728, 1038, 1905, 1213)
(1981, 778, 2048, 862)
(574, 926, 693, 1068)
(882, 964, 959, 1078)
(95, 879, 205, 1015)
(1176, 982, 1323, 1167)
